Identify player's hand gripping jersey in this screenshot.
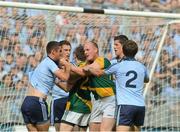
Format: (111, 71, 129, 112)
(88, 57, 115, 99)
(66, 62, 92, 114)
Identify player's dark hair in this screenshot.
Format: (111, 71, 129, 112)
(74, 45, 86, 61)
(59, 40, 71, 48)
(114, 35, 128, 46)
(46, 41, 60, 54)
(123, 40, 138, 58)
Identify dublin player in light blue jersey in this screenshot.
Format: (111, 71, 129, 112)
(21, 41, 70, 131)
(110, 35, 128, 65)
(84, 40, 149, 131)
(50, 40, 71, 131)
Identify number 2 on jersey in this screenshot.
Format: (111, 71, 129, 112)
(125, 70, 137, 88)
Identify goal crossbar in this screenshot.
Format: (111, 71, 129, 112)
(0, 1, 180, 19)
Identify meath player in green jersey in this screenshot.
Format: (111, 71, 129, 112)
(71, 41, 116, 131)
(59, 45, 91, 131)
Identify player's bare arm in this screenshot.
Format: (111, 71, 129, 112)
(56, 69, 82, 92)
(55, 81, 69, 92)
(83, 61, 105, 77)
(54, 58, 71, 81)
(55, 80, 74, 92)
(71, 64, 87, 77)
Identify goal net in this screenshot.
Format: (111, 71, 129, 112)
(0, 2, 180, 131)
(143, 21, 180, 131)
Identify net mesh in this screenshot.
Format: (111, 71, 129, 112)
(143, 23, 180, 131)
(0, 6, 180, 131)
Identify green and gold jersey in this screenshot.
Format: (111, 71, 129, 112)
(88, 57, 115, 99)
(66, 63, 91, 114)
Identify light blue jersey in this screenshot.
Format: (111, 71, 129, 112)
(105, 58, 149, 106)
(51, 84, 69, 100)
(110, 57, 121, 65)
(29, 57, 59, 95)
(51, 62, 74, 100)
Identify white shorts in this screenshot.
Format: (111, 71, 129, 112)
(90, 95, 116, 123)
(61, 110, 90, 127)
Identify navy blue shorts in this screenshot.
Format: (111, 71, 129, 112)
(116, 105, 145, 126)
(21, 96, 49, 125)
(50, 97, 68, 124)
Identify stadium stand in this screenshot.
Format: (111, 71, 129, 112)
(0, 0, 179, 131)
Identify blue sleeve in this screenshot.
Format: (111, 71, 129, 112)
(110, 58, 117, 65)
(47, 59, 59, 73)
(104, 63, 118, 75)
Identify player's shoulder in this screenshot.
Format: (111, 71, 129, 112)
(132, 59, 146, 67)
(110, 57, 123, 65)
(95, 56, 109, 63)
(96, 56, 105, 61)
(122, 57, 147, 68)
(94, 56, 111, 68)
(42, 56, 58, 66)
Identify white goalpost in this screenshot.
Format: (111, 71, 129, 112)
(143, 19, 180, 97)
(0, 1, 180, 131)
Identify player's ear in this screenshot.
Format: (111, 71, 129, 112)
(52, 48, 59, 54)
(51, 49, 55, 55)
(95, 48, 98, 54)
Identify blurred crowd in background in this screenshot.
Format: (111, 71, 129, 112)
(0, 0, 180, 126)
